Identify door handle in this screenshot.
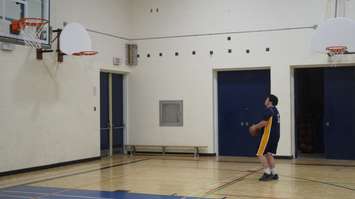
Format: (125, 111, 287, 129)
(325, 122, 330, 127)
(112, 127, 125, 130)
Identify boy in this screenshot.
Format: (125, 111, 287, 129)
(249, 94, 280, 181)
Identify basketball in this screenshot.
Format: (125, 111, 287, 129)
(249, 125, 259, 137)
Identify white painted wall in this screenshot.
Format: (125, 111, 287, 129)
(0, 0, 131, 173)
(2, 0, 355, 173)
(346, 0, 355, 20)
(127, 0, 355, 155)
(130, 0, 330, 38)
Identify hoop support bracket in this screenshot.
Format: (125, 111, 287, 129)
(36, 28, 66, 62)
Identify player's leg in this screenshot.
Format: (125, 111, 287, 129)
(265, 135, 280, 180)
(257, 134, 273, 181)
(266, 153, 275, 169)
(256, 120, 273, 181)
(258, 154, 270, 171)
(258, 154, 273, 181)
(266, 153, 279, 180)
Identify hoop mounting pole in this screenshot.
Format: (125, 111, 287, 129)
(36, 28, 66, 62)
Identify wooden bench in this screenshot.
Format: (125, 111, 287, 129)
(125, 145, 208, 158)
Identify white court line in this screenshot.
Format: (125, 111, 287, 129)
(1, 190, 54, 195)
(0, 193, 31, 199)
(2, 190, 111, 199)
(47, 194, 110, 199)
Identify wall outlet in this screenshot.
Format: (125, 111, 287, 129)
(113, 57, 120, 66)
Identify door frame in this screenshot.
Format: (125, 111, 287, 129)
(213, 66, 271, 157)
(290, 63, 355, 158)
(100, 69, 129, 157)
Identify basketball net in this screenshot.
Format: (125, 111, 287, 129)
(11, 18, 48, 49)
(326, 46, 347, 67)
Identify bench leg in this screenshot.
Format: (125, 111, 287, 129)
(128, 146, 132, 157)
(162, 146, 166, 156)
(194, 147, 199, 158)
(131, 146, 136, 156)
(125, 146, 130, 156)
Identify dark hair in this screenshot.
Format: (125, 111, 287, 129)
(268, 94, 278, 106)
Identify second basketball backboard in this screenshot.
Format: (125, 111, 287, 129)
(0, 0, 50, 46)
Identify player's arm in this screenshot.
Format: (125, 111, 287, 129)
(253, 120, 268, 130)
(251, 109, 273, 130)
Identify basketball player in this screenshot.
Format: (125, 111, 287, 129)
(249, 94, 280, 181)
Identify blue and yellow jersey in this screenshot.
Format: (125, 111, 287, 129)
(257, 106, 280, 156)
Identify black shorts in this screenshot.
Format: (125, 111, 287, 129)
(257, 131, 280, 156)
(263, 135, 279, 155)
(256, 117, 280, 156)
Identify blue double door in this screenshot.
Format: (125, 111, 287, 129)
(294, 66, 355, 160)
(218, 70, 270, 156)
(100, 72, 124, 156)
(323, 67, 355, 159)
(294, 67, 355, 159)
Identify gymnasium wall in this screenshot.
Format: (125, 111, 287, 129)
(127, 0, 355, 155)
(0, 0, 131, 173)
(2, 0, 355, 173)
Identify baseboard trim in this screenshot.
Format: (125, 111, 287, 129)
(200, 153, 216, 157)
(275, 155, 293, 159)
(0, 156, 101, 177)
(133, 151, 216, 156)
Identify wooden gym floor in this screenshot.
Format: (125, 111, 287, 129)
(0, 155, 355, 199)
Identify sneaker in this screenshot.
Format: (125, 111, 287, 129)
(272, 174, 279, 180)
(259, 173, 273, 181)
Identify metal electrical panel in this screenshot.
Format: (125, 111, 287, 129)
(113, 57, 120, 66)
(126, 44, 138, 66)
(159, 100, 183, 127)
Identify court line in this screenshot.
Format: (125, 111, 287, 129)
(160, 165, 257, 173)
(6, 189, 77, 199)
(150, 157, 261, 165)
(282, 175, 355, 192)
(41, 193, 109, 199)
(203, 168, 263, 196)
(9, 158, 150, 188)
(214, 193, 289, 199)
(0, 158, 142, 189)
(0, 190, 48, 195)
(145, 159, 258, 173)
(2, 159, 150, 199)
(217, 160, 261, 164)
(294, 163, 355, 168)
(34, 184, 109, 199)
(218, 160, 355, 168)
(0, 193, 31, 199)
(27, 190, 198, 199)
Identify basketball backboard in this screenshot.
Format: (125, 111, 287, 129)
(0, 0, 50, 47)
(311, 17, 355, 54)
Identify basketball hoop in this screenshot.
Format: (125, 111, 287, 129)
(9, 20, 98, 62)
(59, 23, 98, 57)
(72, 50, 98, 56)
(326, 45, 347, 56)
(326, 45, 348, 67)
(10, 18, 49, 49)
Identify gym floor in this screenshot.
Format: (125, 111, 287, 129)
(0, 155, 354, 199)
